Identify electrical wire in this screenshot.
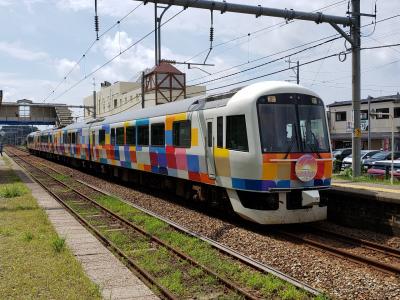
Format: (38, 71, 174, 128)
(49, 6, 189, 103)
(42, 2, 143, 103)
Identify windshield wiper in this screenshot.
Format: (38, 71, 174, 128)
(306, 132, 322, 159)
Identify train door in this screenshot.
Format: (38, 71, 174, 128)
(205, 119, 216, 179)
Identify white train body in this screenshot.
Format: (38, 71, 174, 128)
(27, 81, 332, 224)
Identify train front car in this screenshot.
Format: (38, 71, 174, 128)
(223, 82, 332, 224)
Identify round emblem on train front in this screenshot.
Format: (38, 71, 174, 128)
(295, 154, 317, 182)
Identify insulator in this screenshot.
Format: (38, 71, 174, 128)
(94, 15, 99, 32)
(209, 27, 214, 42)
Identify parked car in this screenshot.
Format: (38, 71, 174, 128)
(332, 148, 352, 172)
(363, 151, 400, 170)
(341, 150, 381, 170)
(367, 160, 400, 179)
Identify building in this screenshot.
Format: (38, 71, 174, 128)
(0, 125, 38, 145)
(83, 63, 206, 119)
(328, 93, 400, 150)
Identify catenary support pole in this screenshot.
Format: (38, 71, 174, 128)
(296, 61, 300, 85)
(351, 0, 361, 177)
(138, 0, 352, 25)
(92, 78, 96, 119)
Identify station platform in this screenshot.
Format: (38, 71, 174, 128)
(331, 179, 400, 204)
(323, 179, 400, 236)
(1, 153, 159, 300)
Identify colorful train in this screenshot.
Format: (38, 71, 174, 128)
(27, 81, 332, 224)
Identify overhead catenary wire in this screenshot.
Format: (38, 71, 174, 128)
(42, 2, 143, 103)
(49, 6, 189, 103)
(187, 13, 400, 84)
(184, 0, 348, 63)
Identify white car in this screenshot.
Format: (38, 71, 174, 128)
(341, 150, 380, 170)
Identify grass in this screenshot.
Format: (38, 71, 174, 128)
(93, 195, 315, 299)
(52, 236, 66, 253)
(0, 182, 28, 198)
(0, 157, 101, 300)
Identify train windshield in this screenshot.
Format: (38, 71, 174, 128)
(258, 94, 330, 153)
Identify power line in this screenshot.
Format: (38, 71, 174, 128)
(361, 43, 400, 50)
(49, 6, 188, 103)
(188, 14, 400, 84)
(184, 0, 348, 63)
(42, 2, 143, 103)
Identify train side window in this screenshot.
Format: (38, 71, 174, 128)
(72, 132, 76, 144)
(226, 115, 249, 152)
(99, 129, 106, 145)
(137, 125, 149, 146)
(207, 122, 212, 147)
(68, 133, 72, 144)
(116, 127, 124, 145)
(173, 120, 191, 148)
(151, 123, 165, 146)
(217, 116, 223, 148)
(92, 132, 96, 145)
(126, 126, 136, 145)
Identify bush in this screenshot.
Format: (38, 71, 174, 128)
(0, 183, 28, 198)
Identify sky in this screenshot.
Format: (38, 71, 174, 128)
(0, 0, 399, 121)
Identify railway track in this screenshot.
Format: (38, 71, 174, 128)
(277, 226, 400, 276)
(6, 147, 320, 299)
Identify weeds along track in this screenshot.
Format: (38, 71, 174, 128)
(7, 147, 320, 300)
(277, 226, 400, 276)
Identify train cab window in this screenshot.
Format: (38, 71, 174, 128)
(226, 115, 248, 151)
(126, 126, 136, 145)
(138, 125, 149, 146)
(217, 117, 223, 148)
(151, 123, 165, 146)
(173, 120, 191, 148)
(116, 127, 124, 145)
(111, 128, 116, 145)
(99, 129, 106, 146)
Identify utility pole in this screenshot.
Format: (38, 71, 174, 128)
(92, 78, 97, 119)
(296, 60, 300, 85)
(351, 0, 362, 177)
(137, 0, 370, 178)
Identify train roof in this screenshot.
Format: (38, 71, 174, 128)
(35, 81, 321, 133)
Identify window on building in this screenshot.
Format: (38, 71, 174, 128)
(138, 125, 149, 146)
(114, 99, 118, 108)
(151, 123, 165, 146)
(111, 128, 116, 145)
(394, 108, 400, 118)
(126, 126, 136, 145)
(99, 129, 106, 145)
(226, 115, 249, 151)
(19, 105, 30, 118)
(116, 127, 124, 145)
(173, 120, 191, 148)
(376, 108, 389, 119)
(335, 111, 346, 121)
(361, 110, 368, 120)
(217, 117, 223, 148)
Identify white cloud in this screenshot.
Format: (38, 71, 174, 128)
(54, 58, 81, 77)
(0, 0, 12, 6)
(0, 41, 48, 61)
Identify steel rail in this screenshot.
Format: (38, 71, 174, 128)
(7, 149, 262, 300)
(278, 230, 400, 276)
(10, 147, 322, 296)
(7, 152, 178, 300)
(9, 147, 322, 296)
(307, 226, 400, 259)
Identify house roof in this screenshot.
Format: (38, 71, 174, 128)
(328, 94, 400, 107)
(146, 62, 183, 75)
